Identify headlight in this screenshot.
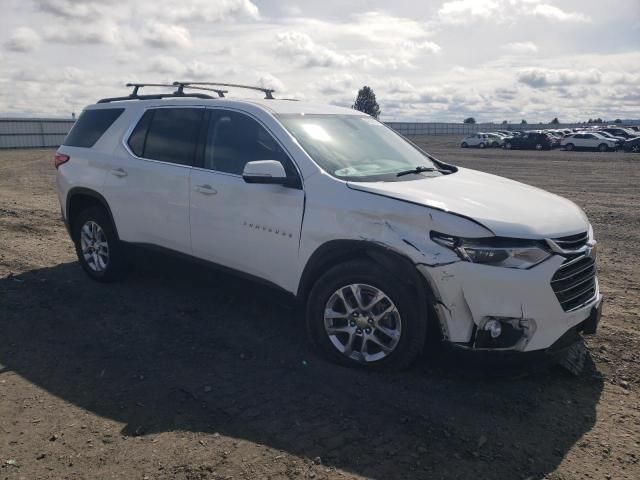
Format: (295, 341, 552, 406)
(430, 232, 552, 269)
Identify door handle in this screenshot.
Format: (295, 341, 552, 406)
(110, 168, 127, 178)
(195, 184, 217, 195)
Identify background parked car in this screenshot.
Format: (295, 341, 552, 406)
(623, 137, 640, 153)
(504, 132, 554, 150)
(485, 133, 505, 147)
(598, 127, 638, 139)
(595, 131, 626, 147)
(561, 132, 618, 152)
(461, 133, 492, 148)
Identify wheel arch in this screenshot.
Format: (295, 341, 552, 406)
(66, 187, 119, 239)
(298, 239, 433, 317)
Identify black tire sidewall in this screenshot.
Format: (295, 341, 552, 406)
(306, 260, 426, 371)
(72, 207, 126, 282)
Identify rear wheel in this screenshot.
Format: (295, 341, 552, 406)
(565, 143, 574, 151)
(598, 143, 608, 152)
(535, 143, 543, 150)
(461, 142, 468, 148)
(306, 260, 427, 371)
(72, 206, 129, 282)
(631, 144, 640, 153)
(505, 142, 512, 150)
(479, 142, 486, 149)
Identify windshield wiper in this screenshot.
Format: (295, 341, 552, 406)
(396, 165, 446, 177)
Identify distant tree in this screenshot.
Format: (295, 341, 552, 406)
(550, 117, 560, 124)
(352, 86, 381, 118)
(502, 120, 508, 124)
(595, 118, 603, 123)
(463, 117, 476, 124)
(588, 118, 593, 123)
(614, 118, 623, 124)
(520, 119, 527, 124)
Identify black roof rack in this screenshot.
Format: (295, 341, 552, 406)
(97, 83, 214, 103)
(97, 81, 276, 104)
(174, 81, 275, 99)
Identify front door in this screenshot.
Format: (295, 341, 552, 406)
(189, 109, 305, 292)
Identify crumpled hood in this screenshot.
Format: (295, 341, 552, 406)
(347, 167, 589, 238)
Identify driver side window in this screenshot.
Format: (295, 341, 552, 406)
(202, 110, 295, 179)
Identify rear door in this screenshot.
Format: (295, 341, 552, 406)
(189, 109, 305, 291)
(103, 107, 204, 253)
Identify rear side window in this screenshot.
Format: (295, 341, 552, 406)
(63, 108, 124, 148)
(128, 108, 204, 166)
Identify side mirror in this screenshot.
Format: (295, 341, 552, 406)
(242, 160, 287, 185)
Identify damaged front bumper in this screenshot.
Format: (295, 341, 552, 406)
(417, 255, 602, 353)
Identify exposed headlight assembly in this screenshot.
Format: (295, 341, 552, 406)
(430, 232, 552, 269)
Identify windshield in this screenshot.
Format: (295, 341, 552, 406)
(277, 114, 439, 182)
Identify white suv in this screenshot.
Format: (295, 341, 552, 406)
(55, 82, 602, 370)
(561, 132, 618, 152)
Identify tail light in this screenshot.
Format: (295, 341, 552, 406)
(54, 153, 69, 169)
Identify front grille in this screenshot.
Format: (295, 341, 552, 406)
(551, 255, 597, 311)
(552, 232, 589, 251)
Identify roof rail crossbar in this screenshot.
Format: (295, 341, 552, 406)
(97, 92, 214, 104)
(174, 81, 275, 99)
(179, 85, 228, 98)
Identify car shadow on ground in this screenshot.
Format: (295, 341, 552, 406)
(0, 252, 603, 479)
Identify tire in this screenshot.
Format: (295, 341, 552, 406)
(631, 144, 640, 153)
(461, 142, 468, 148)
(598, 143, 608, 152)
(505, 142, 512, 150)
(72, 206, 129, 282)
(535, 143, 543, 150)
(479, 142, 486, 149)
(565, 143, 574, 151)
(306, 259, 427, 371)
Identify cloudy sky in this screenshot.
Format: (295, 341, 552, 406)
(1, 0, 639, 122)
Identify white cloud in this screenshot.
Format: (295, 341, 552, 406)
(313, 74, 355, 95)
(436, 0, 590, 25)
(33, 0, 118, 19)
(256, 73, 285, 92)
(400, 40, 441, 54)
(142, 22, 192, 49)
(437, 0, 501, 25)
(502, 41, 538, 54)
(147, 55, 184, 75)
(4, 27, 41, 52)
(1, 1, 638, 121)
(275, 31, 356, 68)
(43, 22, 121, 45)
(517, 68, 602, 87)
(147, 0, 259, 23)
(533, 4, 590, 23)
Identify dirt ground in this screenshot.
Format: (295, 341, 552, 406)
(0, 138, 638, 480)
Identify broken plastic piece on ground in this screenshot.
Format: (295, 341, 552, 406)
(558, 338, 589, 376)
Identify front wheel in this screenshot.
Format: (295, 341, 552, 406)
(535, 143, 543, 150)
(631, 144, 640, 153)
(505, 142, 512, 149)
(461, 142, 468, 148)
(565, 143, 574, 151)
(306, 260, 427, 371)
(598, 143, 608, 152)
(479, 142, 486, 149)
(72, 206, 129, 282)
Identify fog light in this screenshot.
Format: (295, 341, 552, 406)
(484, 319, 502, 338)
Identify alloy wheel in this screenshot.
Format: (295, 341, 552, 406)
(323, 283, 402, 363)
(80, 220, 109, 272)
